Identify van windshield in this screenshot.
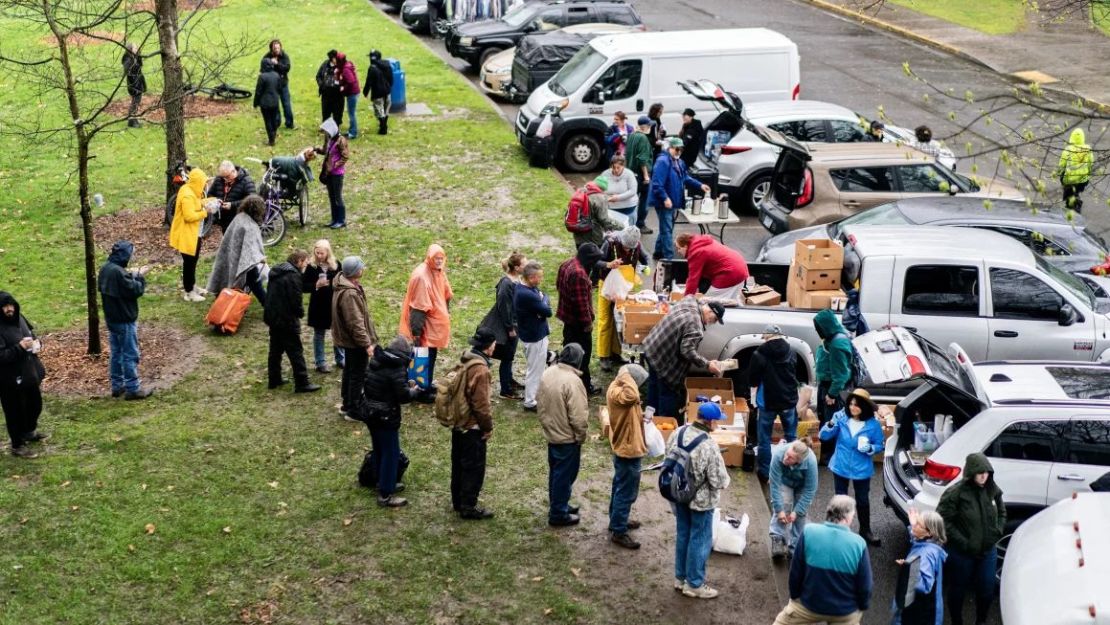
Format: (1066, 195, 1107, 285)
(549, 47, 608, 97)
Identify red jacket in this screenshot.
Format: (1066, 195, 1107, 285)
(684, 235, 749, 295)
(336, 57, 360, 96)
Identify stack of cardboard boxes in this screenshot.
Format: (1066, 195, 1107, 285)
(686, 377, 748, 467)
(787, 239, 847, 310)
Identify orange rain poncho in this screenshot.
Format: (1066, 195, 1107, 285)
(399, 244, 454, 348)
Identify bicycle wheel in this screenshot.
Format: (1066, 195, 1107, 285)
(261, 209, 286, 247)
(213, 83, 252, 101)
(297, 184, 308, 227)
(199, 211, 217, 239)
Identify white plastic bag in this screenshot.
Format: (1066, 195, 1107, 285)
(643, 420, 666, 457)
(711, 509, 751, 555)
(601, 269, 634, 302)
(536, 114, 554, 139)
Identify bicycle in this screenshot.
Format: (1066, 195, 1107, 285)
(258, 160, 310, 228)
(183, 82, 252, 101)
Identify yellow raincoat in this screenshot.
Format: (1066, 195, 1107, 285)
(169, 167, 209, 256)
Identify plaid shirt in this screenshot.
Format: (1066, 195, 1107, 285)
(556, 258, 594, 326)
(642, 296, 710, 389)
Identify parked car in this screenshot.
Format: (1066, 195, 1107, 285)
(516, 28, 800, 172)
(479, 22, 639, 100)
(401, 0, 432, 33)
(445, 0, 642, 69)
(758, 139, 1024, 235)
(1000, 493, 1110, 625)
(863, 326, 1110, 530)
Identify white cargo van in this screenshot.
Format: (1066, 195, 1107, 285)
(516, 28, 801, 172)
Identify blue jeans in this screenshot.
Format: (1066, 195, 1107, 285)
(345, 94, 359, 138)
(672, 504, 714, 588)
(368, 427, 401, 497)
(945, 547, 998, 625)
(608, 455, 642, 534)
(653, 206, 676, 259)
(278, 81, 294, 128)
(757, 407, 798, 478)
(645, 358, 682, 424)
(547, 442, 581, 521)
(768, 484, 806, 553)
(107, 321, 141, 393)
(313, 328, 345, 368)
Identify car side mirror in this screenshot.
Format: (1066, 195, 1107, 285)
(1059, 303, 1078, 326)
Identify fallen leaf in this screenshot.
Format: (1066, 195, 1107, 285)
(222, 526, 232, 534)
(165, 485, 175, 491)
(141, 484, 147, 491)
(544, 608, 553, 615)
(144, 523, 156, 534)
(60, 481, 71, 488)
(570, 567, 581, 578)
(19, 517, 28, 524)
(267, 481, 279, 488)
(342, 518, 353, 526)
(128, 544, 135, 552)
(531, 576, 544, 582)
(70, 506, 79, 512)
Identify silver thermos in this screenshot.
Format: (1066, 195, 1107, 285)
(717, 194, 730, 220)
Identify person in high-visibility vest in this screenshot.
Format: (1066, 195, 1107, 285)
(1057, 128, 1093, 212)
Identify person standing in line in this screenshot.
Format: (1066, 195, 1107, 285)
(891, 509, 947, 625)
(359, 335, 422, 508)
(362, 50, 394, 136)
(254, 58, 283, 146)
(263, 250, 321, 393)
(207, 160, 257, 234)
(205, 194, 268, 306)
(647, 102, 666, 160)
(1058, 128, 1092, 212)
(596, 226, 648, 372)
(315, 50, 344, 124)
(513, 261, 551, 412)
(649, 137, 711, 260)
(819, 388, 885, 546)
(814, 308, 853, 462)
(678, 108, 705, 169)
(263, 39, 294, 130)
(773, 495, 872, 625)
(598, 155, 639, 228)
(538, 344, 589, 527)
(332, 256, 378, 417)
(571, 178, 624, 250)
(668, 402, 731, 599)
(627, 116, 655, 233)
(746, 323, 799, 481)
(556, 243, 605, 395)
(641, 297, 724, 424)
(605, 363, 648, 549)
(335, 52, 361, 139)
(399, 244, 453, 390)
(316, 118, 349, 229)
(937, 453, 1005, 625)
(0, 292, 48, 458)
(675, 233, 749, 300)
(98, 241, 152, 400)
(452, 328, 498, 520)
(302, 239, 344, 373)
(478, 252, 526, 399)
(122, 42, 146, 128)
(768, 440, 818, 560)
(605, 111, 635, 162)
(169, 167, 216, 303)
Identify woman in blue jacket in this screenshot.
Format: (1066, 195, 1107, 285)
(819, 388, 885, 546)
(892, 509, 947, 625)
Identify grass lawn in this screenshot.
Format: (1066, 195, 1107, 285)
(886, 0, 1027, 35)
(1095, 3, 1110, 36)
(0, 1, 635, 623)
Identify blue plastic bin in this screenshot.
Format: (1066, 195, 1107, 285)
(389, 59, 406, 113)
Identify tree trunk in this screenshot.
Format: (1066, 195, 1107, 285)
(155, 0, 187, 209)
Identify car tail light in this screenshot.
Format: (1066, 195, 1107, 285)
(721, 145, 752, 155)
(905, 355, 927, 378)
(923, 459, 961, 485)
(792, 83, 800, 100)
(796, 168, 813, 208)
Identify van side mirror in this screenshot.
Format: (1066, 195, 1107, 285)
(1059, 303, 1078, 326)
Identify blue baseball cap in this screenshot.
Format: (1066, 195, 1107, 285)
(697, 402, 725, 421)
(637, 115, 654, 127)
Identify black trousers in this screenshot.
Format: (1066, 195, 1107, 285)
(817, 381, 843, 463)
(268, 325, 309, 387)
(341, 346, 369, 411)
(1063, 180, 1088, 212)
(261, 106, 280, 143)
(1, 383, 43, 448)
(451, 429, 487, 510)
(562, 323, 593, 390)
(181, 237, 201, 292)
(321, 93, 344, 124)
(325, 174, 346, 225)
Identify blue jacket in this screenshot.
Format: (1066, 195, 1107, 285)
(769, 443, 819, 516)
(649, 150, 702, 210)
(513, 284, 551, 343)
(820, 409, 885, 480)
(790, 522, 872, 616)
(891, 534, 946, 625)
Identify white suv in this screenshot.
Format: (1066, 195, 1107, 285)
(853, 327, 1110, 529)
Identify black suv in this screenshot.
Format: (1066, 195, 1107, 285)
(445, 0, 642, 68)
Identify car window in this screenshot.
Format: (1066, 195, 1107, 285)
(897, 164, 950, 193)
(598, 5, 638, 25)
(830, 167, 894, 193)
(590, 59, 642, 101)
(829, 120, 869, 142)
(989, 268, 1064, 320)
(502, 3, 537, 27)
(902, 265, 980, 315)
(534, 8, 562, 30)
(970, 226, 1071, 257)
(986, 420, 1067, 462)
(767, 120, 827, 142)
(565, 6, 591, 24)
(1061, 420, 1110, 466)
(1046, 367, 1110, 400)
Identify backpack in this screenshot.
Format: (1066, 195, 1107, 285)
(433, 359, 484, 428)
(834, 332, 867, 388)
(564, 188, 593, 233)
(658, 427, 709, 505)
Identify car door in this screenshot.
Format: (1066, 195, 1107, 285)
(888, 261, 990, 360)
(1047, 417, 1110, 503)
(986, 267, 1096, 361)
(983, 419, 1068, 523)
(829, 167, 899, 218)
(893, 163, 958, 199)
(584, 59, 644, 118)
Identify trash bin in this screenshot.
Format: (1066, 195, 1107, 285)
(388, 59, 406, 113)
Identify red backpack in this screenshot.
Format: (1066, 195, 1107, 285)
(564, 183, 599, 233)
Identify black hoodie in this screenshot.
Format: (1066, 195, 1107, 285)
(746, 337, 798, 411)
(263, 262, 304, 330)
(358, 345, 419, 430)
(0, 292, 44, 387)
(98, 241, 145, 324)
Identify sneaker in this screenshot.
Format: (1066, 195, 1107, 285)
(25, 431, 49, 443)
(640, 226, 654, 234)
(377, 495, 408, 508)
(294, 384, 322, 393)
(522, 404, 537, 412)
(674, 578, 685, 592)
(124, 388, 153, 400)
(682, 584, 719, 599)
(11, 446, 38, 459)
(770, 534, 788, 560)
(548, 514, 580, 527)
(316, 365, 332, 374)
(183, 290, 205, 302)
(610, 532, 641, 550)
(194, 287, 209, 296)
(459, 506, 495, 520)
(329, 222, 347, 229)
(498, 391, 522, 400)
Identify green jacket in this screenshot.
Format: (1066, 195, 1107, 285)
(626, 131, 653, 179)
(936, 453, 1006, 556)
(814, 309, 852, 396)
(1057, 128, 1092, 186)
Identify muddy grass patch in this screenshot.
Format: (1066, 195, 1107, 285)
(105, 93, 242, 123)
(93, 206, 221, 266)
(38, 324, 206, 398)
(506, 231, 566, 252)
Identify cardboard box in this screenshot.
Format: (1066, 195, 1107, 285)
(711, 431, 747, 467)
(795, 265, 841, 291)
(622, 311, 666, 345)
(791, 286, 847, 310)
(794, 239, 844, 270)
(685, 377, 733, 397)
(617, 301, 659, 314)
(652, 416, 679, 442)
(670, 290, 685, 302)
(745, 289, 781, 306)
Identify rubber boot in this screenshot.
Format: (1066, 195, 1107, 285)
(858, 503, 881, 546)
(378, 116, 388, 135)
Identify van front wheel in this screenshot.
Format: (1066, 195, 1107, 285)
(561, 133, 602, 173)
